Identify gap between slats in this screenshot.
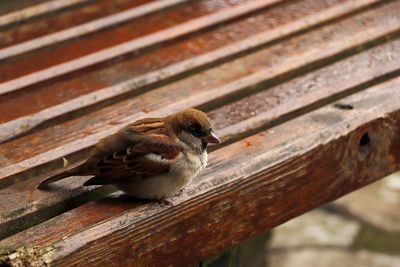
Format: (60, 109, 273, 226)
(1, 0, 400, 188)
(0, 0, 190, 60)
(0, 0, 392, 143)
(0, 0, 283, 95)
(0, 0, 91, 27)
(1, 79, 399, 266)
(1, 37, 400, 240)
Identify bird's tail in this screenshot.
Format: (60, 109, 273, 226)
(37, 161, 90, 189)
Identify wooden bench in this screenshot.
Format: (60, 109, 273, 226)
(1, 0, 400, 265)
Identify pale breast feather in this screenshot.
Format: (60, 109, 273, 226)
(145, 153, 174, 165)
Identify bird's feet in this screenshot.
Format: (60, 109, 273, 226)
(174, 189, 184, 197)
(157, 197, 174, 206)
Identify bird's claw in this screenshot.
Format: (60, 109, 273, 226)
(174, 189, 184, 197)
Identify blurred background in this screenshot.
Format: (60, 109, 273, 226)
(268, 171, 400, 267)
(202, 171, 400, 267)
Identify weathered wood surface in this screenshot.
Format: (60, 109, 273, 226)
(0, 0, 400, 266)
(0, 0, 378, 136)
(2, 0, 399, 182)
(2, 37, 400, 240)
(0, 0, 90, 27)
(2, 78, 400, 266)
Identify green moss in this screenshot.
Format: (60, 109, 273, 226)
(353, 225, 400, 255)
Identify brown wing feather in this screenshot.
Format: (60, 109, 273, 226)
(83, 119, 182, 186)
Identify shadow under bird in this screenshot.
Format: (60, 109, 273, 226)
(37, 108, 220, 204)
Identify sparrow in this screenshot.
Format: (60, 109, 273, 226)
(37, 108, 220, 204)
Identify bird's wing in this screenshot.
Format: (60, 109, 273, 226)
(83, 118, 182, 186)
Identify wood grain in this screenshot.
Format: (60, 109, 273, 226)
(0, 0, 158, 50)
(0, 0, 281, 94)
(2, 79, 399, 266)
(1, 1, 400, 265)
(1, 37, 400, 240)
(0, 0, 90, 27)
(0, 0, 376, 129)
(2, 0, 399, 183)
(0, 0, 190, 60)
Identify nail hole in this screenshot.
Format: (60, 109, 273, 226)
(334, 103, 353, 110)
(358, 132, 371, 161)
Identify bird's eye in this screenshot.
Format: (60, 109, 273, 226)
(191, 128, 204, 138)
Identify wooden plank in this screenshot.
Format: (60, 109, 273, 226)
(0, 0, 47, 15)
(1, 2, 399, 186)
(0, 0, 250, 83)
(0, 0, 190, 60)
(1, 36, 399, 241)
(0, 0, 155, 49)
(0, 0, 282, 95)
(207, 38, 400, 141)
(1, 79, 399, 266)
(0, 0, 379, 134)
(0, 0, 90, 27)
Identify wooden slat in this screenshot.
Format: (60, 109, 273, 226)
(0, 0, 282, 95)
(0, 0, 90, 27)
(1, 1, 399, 265)
(1, 80, 399, 266)
(1, 1, 399, 185)
(208, 38, 400, 141)
(0, 0, 47, 15)
(1, 36, 399, 240)
(0, 0, 190, 61)
(0, 0, 249, 83)
(0, 0, 379, 140)
(0, 0, 155, 49)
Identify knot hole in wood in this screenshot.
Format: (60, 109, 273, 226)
(357, 132, 371, 161)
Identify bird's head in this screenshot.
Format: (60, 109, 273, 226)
(166, 108, 220, 153)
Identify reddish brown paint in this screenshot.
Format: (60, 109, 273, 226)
(0, 0, 253, 83)
(0, 0, 366, 124)
(1, 1, 399, 177)
(0, 0, 158, 49)
(1, 36, 400, 241)
(0, 0, 48, 16)
(1, 84, 400, 266)
(1, 0, 400, 265)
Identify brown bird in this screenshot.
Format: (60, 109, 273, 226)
(37, 108, 220, 203)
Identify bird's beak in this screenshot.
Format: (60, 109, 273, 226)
(206, 131, 220, 144)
